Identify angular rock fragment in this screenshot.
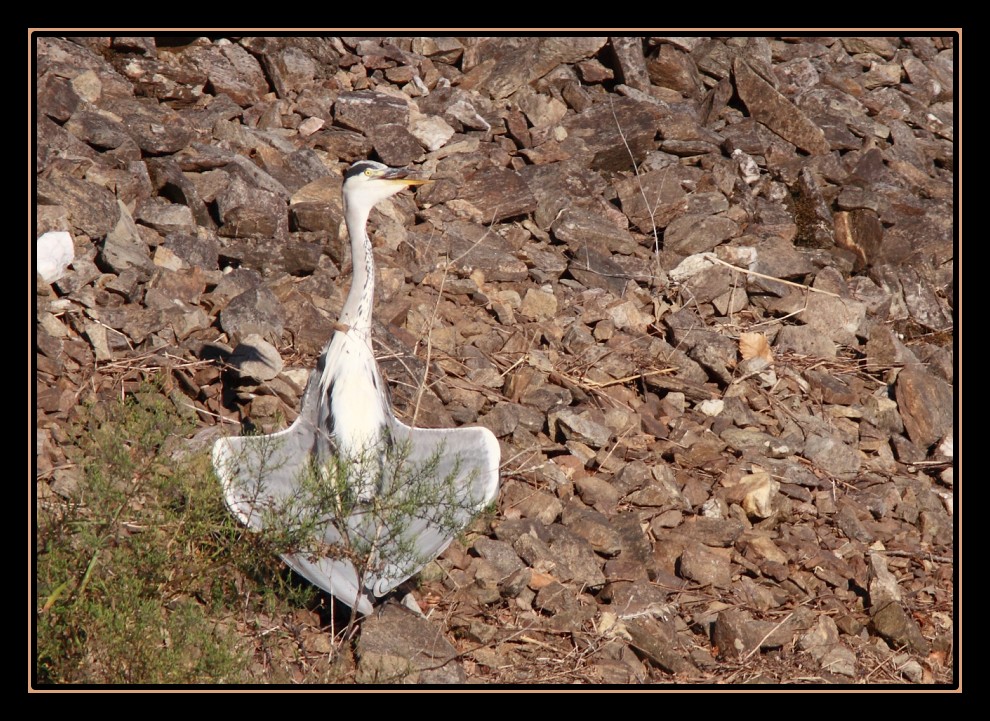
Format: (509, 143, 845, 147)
(734, 58, 830, 155)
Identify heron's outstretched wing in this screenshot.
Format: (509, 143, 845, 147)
(212, 365, 501, 614)
(366, 420, 500, 597)
(213, 369, 376, 613)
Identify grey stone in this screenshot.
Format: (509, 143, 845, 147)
(547, 524, 606, 589)
(102, 201, 153, 273)
(356, 604, 465, 684)
(37, 174, 119, 239)
(734, 57, 830, 155)
(229, 334, 284, 382)
(472, 536, 525, 578)
(550, 409, 612, 448)
(679, 542, 732, 586)
(803, 433, 861, 479)
(895, 366, 953, 449)
(776, 325, 836, 358)
(220, 286, 285, 345)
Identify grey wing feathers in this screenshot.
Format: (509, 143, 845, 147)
(212, 361, 501, 614)
(370, 420, 500, 596)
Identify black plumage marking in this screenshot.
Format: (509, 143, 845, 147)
(324, 377, 336, 439)
(344, 160, 383, 180)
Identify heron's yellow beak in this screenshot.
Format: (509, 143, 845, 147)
(381, 168, 431, 187)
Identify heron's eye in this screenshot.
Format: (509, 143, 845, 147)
(364, 169, 373, 177)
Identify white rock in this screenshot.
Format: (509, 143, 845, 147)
(409, 114, 456, 152)
(606, 300, 652, 331)
(732, 148, 761, 185)
(298, 116, 325, 137)
(936, 433, 953, 459)
(669, 252, 716, 282)
(37, 231, 75, 283)
(696, 399, 724, 417)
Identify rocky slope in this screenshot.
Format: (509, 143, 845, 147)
(35, 35, 955, 685)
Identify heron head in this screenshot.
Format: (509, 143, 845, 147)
(342, 160, 430, 214)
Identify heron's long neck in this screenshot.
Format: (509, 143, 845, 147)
(340, 201, 376, 336)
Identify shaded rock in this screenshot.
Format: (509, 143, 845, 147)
(775, 325, 836, 358)
(216, 175, 289, 241)
(867, 552, 903, 608)
(518, 162, 610, 231)
(676, 517, 745, 547)
(665, 214, 739, 256)
(615, 164, 704, 234)
(64, 108, 130, 149)
(547, 524, 606, 589)
(229, 334, 283, 382)
(38, 72, 81, 122)
(501, 480, 562, 525)
(574, 475, 621, 511)
(534, 582, 597, 630)
(833, 209, 883, 272)
(865, 324, 917, 367)
(803, 433, 861, 479)
(797, 613, 841, 662)
(567, 245, 633, 296)
(220, 286, 285, 345)
(253, 42, 321, 98)
(37, 174, 119, 239)
(135, 199, 196, 236)
(625, 617, 697, 675)
(611, 511, 655, 571)
(510, 530, 555, 574)
(800, 289, 867, 348)
(421, 222, 528, 282)
(558, 97, 660, 172)
(463, 36, 606, 101)
(562, 506, 622, 556)
(647, 44, 704, 97)
(37, 37, 134, 98)
(102, 97, 194, 155)
(679, 542, 732, 586)
(367, 123, 425, 167)
(162, 233, 220, 271)
(447, 167, 537, 224)
(551, 208, 638, 256)
(610, 36, 651, 91)
(871, 602, 931, 655)
(734, 57, 830, 155)
(102, 201, 153, 273)
(473, 536, 525, 578)
(895, 366, 953, 449)
(804, 369, 860, 406)
(625, 469, 689, 510)
(819, 645, 858, 677)
(550, 409, 612, 448)
(479, 402, 520, 438)
(335, 90, 408, 133)
(290, 201, 343, 233)
(184, 41, 269, 106)
(862, 394, 904, 435)
(713, 607, 814, 660)
(356, 604, 465, 684)
(897, 265, 954, 332)
(146, 158, 216, 230)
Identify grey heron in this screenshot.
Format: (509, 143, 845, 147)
(212, 160, 501, 615)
